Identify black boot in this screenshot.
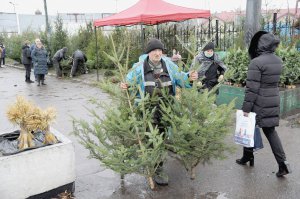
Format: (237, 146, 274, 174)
(41, 80, 46, 85)
(236, 147, 254, 166)
(25, 76, 29, 83)
(276, 161, 292, 177)
(37, 80, 41, 86)
(153, 166, 169, 186)
(28, 77, 34, 83)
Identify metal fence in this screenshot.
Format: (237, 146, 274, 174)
(134, 16, 300, 56)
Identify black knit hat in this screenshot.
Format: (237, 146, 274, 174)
(145, 38, 164, 54)
(202, 41, 214, 51)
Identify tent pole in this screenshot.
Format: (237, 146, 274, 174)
(94, 26, 99, 81)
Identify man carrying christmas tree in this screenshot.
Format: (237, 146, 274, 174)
(120, 38, 198, 186)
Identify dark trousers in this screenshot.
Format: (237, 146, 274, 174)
(24, 64, 31, 80)
(53, 59, 62, 77)
(244, 127, 286, 164)
(36, 74, 45, 82)
(1, 57, 5, 65)
(262, 127, 286, 164)
(71, 58, 87, 76)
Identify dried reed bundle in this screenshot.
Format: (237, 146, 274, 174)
(6, 96, 35, 149)
(7, 96, 58, 149)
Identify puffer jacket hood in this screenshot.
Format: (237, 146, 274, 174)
(257, 33, 280, 55)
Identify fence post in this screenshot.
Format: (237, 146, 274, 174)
(174, 24, 177, 47)
(272, 13, 277, 34)
(141, 24, 145, 51)
(223, 23, 226, 51)
(200, 24, 203, 48)
(208, 17, 211, 38)
(232, 22, 235, 48)
(285, 16, 288, 43)
(291, 19, 294, 37)
(156, 24, 160, 39)
(94, 26, 99, 81)
(216, 20, 219, 48)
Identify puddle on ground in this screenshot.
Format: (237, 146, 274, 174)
(199, 192, 228, 199)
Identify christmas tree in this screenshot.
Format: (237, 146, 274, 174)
(72, 36, 167, 189)
(159, 36, 235, 179)
(73, 35, 236, 188)
(160, 86, 235, 179)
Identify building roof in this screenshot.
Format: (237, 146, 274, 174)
(212, 8, 300, 23)
(0, 12, 114, 34)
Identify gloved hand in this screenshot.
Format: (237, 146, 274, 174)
(218, 75, 224, 82)
(189, 71, 198, 81)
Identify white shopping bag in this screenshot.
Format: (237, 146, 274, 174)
(234, 110, 256, 147)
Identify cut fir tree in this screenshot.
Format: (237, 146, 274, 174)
(161, 36, 235, 179)
(160, 85, 235, 179)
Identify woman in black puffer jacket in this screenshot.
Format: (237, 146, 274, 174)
(236, 31, 291, 177)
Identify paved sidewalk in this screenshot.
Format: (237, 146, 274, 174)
(0, 65, 299, 199)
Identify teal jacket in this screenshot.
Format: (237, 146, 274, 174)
(126, 55, 191, 95)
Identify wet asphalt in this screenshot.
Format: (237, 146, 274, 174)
(0, 66, 299, 199)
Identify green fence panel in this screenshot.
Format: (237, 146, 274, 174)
(216, 84, 300, 117)
(216, 85, 245, 109)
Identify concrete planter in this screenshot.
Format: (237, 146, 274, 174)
(216, 84, 300, 117)
(0, 128, 75, 199)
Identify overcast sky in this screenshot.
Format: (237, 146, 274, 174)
(0, 0, 298, 15)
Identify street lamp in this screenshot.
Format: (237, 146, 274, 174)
(9, 1, 20, 34)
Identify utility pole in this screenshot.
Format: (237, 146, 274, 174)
(43, 0, 50, 34)
(244, 0, 262, 47)
(9, 1, 20, 34)
(43, 0, 52, 56)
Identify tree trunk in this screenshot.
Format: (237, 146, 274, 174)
(148, 177, 155, 190)
(190, 167, 196, 180)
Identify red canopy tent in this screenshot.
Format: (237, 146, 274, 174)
(92, 0, 211, 80)
(94, 0, 210, 27)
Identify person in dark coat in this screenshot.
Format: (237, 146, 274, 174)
(70, 49, 88, 77)
(22, 40, 34, 83)
(31, 41, 48, 86)
(194, 42, 227, 90)
(0, 44, 5, 66)
(53, 47, 68, 78)
(236, 31, 291, 177)
(0, 45, 2, 68)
